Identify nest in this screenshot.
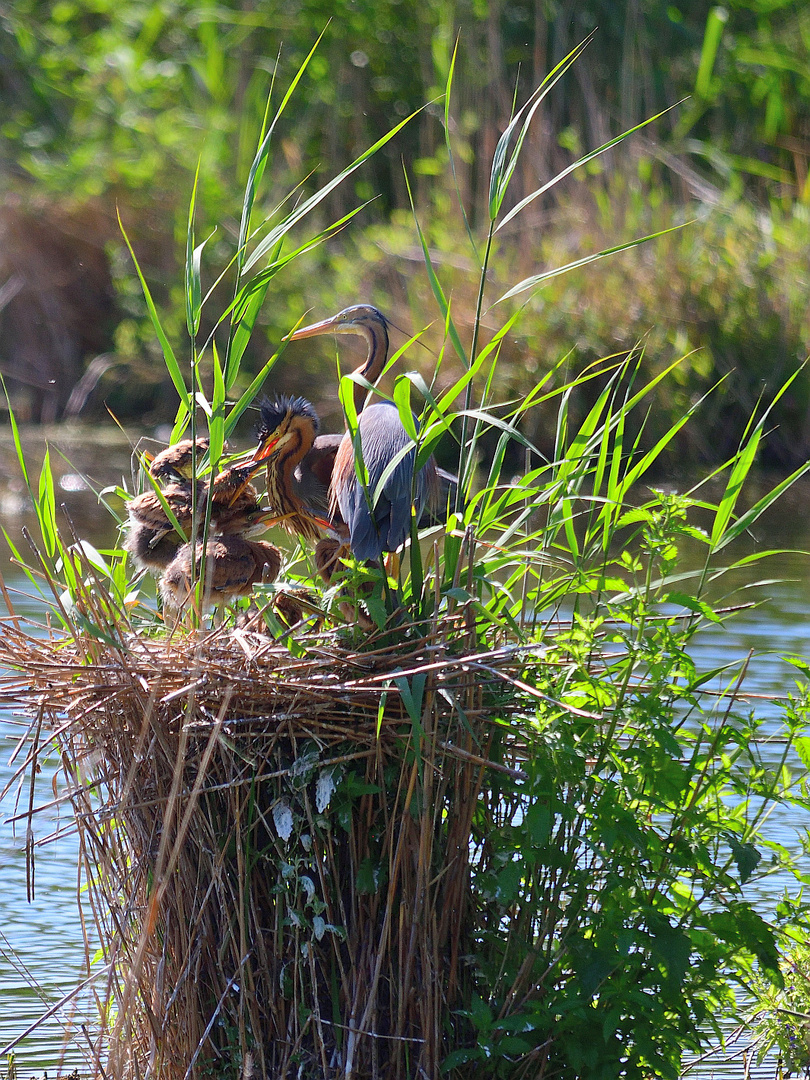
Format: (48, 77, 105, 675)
(0, 610, 537, 1080)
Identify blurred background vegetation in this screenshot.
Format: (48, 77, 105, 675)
(0, 0, 809, 471)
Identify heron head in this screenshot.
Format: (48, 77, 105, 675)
(148, 438, 211, 483)
(286, 304, 388, 343)
(253, 395, 320, 462)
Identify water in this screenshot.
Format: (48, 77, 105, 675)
(0, 425, 128, 1072)
(0, 593, 99, 1071)
(0, 437, 808, 1074)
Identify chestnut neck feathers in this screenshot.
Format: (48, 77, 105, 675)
(256, 396, 323, 541)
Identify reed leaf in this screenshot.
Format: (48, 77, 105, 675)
(242, 108, 422, 276)
(496, 102, 683, 233)
(119, 212, 190, 414)
(235, 28, 328, 277)
(406, 169, 468, 368)
(185, 160, 204, 338)
(496, 224, 691, 303)
(489, 34, 594, 222)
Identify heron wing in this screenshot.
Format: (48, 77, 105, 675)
(293, 433, 341, 515)
(335, 403, 427, 560)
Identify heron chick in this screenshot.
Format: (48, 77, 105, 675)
(160, 535, 281, 610)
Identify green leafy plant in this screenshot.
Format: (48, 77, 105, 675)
(2, 36, 810, 1080)
(752, 938, 810, 1076)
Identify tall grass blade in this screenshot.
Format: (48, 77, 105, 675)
(119, 211, 191, 414)
(242, 108, 423, 275)
(443, 36, 479, 264)
(392, 376, 418, 442)
(185, 160, 204, 338)
(489, 34, 594, 220)
(496, 103, 683, 232)
(236, 28, 328, 277)
(715, 463, 810, 551)
(225, 278, 271, 392)
(695, 6, 728, 100)
(710, 430, 762, 550)
(405, 170, 467, 368)
(223, 203, 367, 390)
(496, 224, 690, 303)
(1, 374, 32, 497)
(37, 449, 57, 559)
(618, 384, 722, 497)
(223, 349, 284, 441)
(209, 341, 226, 467)
(711, 363, 806, 548)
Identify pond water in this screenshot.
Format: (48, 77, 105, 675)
(0, 427, 808, 1075)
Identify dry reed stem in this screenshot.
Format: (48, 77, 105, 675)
(0, 611, 546, 1080)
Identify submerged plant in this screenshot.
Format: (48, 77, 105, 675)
(1, 35, 809, 1080)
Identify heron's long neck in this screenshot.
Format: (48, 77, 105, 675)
(266, 427, 322, 541)
(268, 429, 308, 513)
(353, 322, 389, 415)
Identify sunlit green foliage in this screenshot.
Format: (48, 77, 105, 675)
(3, 38, 810, 1080)
(753, 926, 810, 1071)
(3, 0, 810, 209)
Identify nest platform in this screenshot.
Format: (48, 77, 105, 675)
(0, 613, 537, 1080)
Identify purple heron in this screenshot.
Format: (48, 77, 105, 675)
(159, 535, 281, 610)
(286, 304, 439, 562)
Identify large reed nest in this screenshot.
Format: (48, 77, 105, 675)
(0, 607, 538, 1080)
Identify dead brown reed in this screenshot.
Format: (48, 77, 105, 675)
(0, 609, 543, 1080)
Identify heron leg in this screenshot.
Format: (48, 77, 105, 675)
(314, 537, 378, 629)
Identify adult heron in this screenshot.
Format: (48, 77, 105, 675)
(285, 305, 439, 563)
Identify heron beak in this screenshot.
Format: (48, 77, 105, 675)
(242, 507, 281, 534)
(285, 314, 343, 341)
(251, 431, 284, 463)
(221, 459, 265, 507)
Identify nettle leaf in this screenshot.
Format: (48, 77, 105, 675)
(523, 800, 552, 846)
(496, 1036, 534, 1056)
(727, 834, 762, 885)
(795, 736, 810, 770)
(494, 1013, 544, 1034)
(468, 994, 494, 1032)
(273, 800, 294, 843)
(441, 1047, 485, 1073)
(356, 857, 382, 894)
(495, 860, 523, 904)
(316, 769, 337, 813)
(365, 592, 387, 628)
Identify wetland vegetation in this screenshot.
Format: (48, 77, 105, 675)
(1, 4, 810, 1079)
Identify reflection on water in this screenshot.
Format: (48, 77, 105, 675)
(0, 444, 809, 1072)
